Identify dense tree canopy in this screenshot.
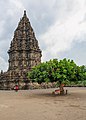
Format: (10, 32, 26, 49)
(28, 59, 86, 85)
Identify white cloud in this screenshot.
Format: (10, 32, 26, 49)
(0, 0, 25, 71)
(9, 0, 25, 12)
(39, 0, 86, 61)
(0, 0, 86, 71)
(0, 57, 8, 71)
(0, 21, 5, 39)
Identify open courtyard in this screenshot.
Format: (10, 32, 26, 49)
(0, 87, 86, 120)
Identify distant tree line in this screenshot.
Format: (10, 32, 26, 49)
(28, 58, 86, 87)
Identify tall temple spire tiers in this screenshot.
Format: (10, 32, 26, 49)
(8, 10, 42, 71)
(0, 11, 42, 90)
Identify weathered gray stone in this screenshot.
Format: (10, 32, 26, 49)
(0, 11, 42, 90)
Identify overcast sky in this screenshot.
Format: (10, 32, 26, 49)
(0, 0, 86, 71)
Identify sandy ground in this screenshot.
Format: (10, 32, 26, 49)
(0, 87, 86, 120)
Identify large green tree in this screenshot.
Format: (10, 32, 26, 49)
(28, 58, 86, 94)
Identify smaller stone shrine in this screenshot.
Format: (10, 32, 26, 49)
(0, 11, 42, 90)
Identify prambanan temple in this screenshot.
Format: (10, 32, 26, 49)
(0, 11, 42, 89)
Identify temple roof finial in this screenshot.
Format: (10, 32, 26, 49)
(24, 10, 26, 16)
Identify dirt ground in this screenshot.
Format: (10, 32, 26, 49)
(0, 87, 86, 120)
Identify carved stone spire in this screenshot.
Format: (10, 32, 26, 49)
(7, 11, 42, 83)
(0, 11, 42, 90)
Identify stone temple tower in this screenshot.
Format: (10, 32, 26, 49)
(0, 11, 42, 89)
(8, 10, 41, 71)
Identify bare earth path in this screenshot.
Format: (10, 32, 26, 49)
(0, 87, 86, 120)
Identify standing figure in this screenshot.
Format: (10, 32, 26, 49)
(14, 85, 19, 92)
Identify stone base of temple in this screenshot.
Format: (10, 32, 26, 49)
(0, 70, 30, 90)
(0, 81, 28, 90)
(0, 78, 57, 90)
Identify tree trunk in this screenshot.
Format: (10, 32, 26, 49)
(59, 82, 64, 95)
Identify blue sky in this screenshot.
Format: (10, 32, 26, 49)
(0, 0, 86, 71)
